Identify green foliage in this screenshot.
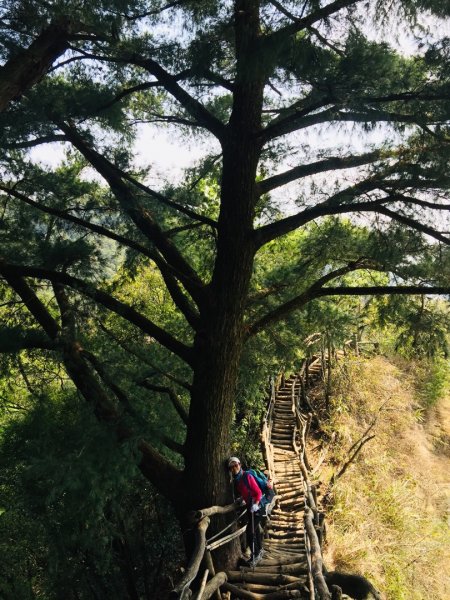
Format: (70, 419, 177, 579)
(376, 296, 450, 358)
(413, 356, 450, 410)
(0, 0, 449, 592)
(0, 389, 183, 599)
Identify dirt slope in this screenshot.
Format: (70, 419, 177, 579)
(315, 356, 450, 600)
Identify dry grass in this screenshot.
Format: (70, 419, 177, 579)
(318, 356, 450, 600)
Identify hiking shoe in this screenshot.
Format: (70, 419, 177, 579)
(251, 549, 264, 566)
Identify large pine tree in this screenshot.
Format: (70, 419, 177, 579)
(0, 0, 449, 566)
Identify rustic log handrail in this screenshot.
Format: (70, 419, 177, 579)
(304, 507, 331, 600)
(202, 572, 228, 600)
(293, 359, 333, 600)
(190, 501, 240, 521)
(206, 524, 247, 551)
(262, 369, 284, 485)
(174, 357, 342, 600)
(173, 502, 247, 598)
(172, 517, 210, 600)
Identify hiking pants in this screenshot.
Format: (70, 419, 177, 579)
(246, 511, 262, 557)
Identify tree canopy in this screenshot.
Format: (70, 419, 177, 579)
(0, 0, 449, 577)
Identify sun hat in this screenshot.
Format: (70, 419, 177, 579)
(228, 456, 240, 467)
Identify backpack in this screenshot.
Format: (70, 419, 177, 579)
(247, 468, 271, 494)
(243, 469, 275, 515)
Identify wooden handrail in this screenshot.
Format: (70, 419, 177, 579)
(304, 507, 331, 600)
(172, 517, 210, 599)
(190, 501, 239, 521)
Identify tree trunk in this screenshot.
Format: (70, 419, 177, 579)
(0, 18, 77, 112)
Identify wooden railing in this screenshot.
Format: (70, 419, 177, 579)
(171, 501, 246, 600)
(261, 371, 283, 485)
(295, 358, 331, 600)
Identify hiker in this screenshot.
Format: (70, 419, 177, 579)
(228, 456, 264, 564)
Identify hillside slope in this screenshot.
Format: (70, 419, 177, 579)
(316, 356, 450, 600)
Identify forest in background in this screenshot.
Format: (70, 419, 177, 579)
(0, 0, 449, 597)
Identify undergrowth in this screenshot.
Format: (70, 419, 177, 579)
(319, 355, 450, 600)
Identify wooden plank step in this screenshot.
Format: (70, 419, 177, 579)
(238, 563, 307, 576)
(227, 572, 303, 586)
(259, 555, 308, 567)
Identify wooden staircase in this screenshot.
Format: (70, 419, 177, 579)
(225, 376, 311, 599)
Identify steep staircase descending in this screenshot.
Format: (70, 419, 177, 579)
(226, 376, 311, 599)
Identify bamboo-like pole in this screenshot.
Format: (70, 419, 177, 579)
(204, 551, 221, 600)
(206, 524, 246, 551)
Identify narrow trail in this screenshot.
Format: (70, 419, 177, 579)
(225, 371, 324, 599)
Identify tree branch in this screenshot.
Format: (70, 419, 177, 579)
(114, 163, 217, 228)
(248, 278, 450, 339)
(260, 101, 440, 143)
(0, 261, 194, 366)
(57, 122, 207, 307)
(128, 56, 226, 140)
(3, 134, 67, 149)
(0, 327, 57, 352)
(0, 265, 183, 501)
(315, 285, 450, 297)
(254, 181, 450, 248)
(266, 0, 363, 50)
(97, 320, 192, 391)
(376, 205, 450, 245)
(0, 18, 79, 112)
(140, 380, 189, 425)
(0, 269, 60, 338)
(257, 150, 382, 194)
(0, 183, 201, 328)
(247, 260, 376, 337)
(383, 192, 450, 211)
